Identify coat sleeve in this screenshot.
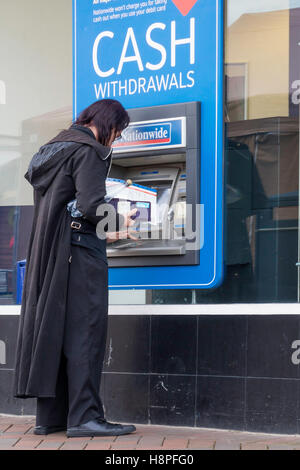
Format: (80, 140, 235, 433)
(71, 145, 124, 230)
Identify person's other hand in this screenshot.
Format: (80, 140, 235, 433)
(106, 208, 139, 243)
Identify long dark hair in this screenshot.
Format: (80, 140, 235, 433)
(74, 99, 130, 146)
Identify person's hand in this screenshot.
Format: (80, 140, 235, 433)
(123, 208, 138, 228)
(106, 208, 139, 243)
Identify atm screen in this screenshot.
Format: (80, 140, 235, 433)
(130, 201, 151, 223)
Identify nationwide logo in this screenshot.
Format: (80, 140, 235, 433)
(113, 123, 171, 149)
(172, 0, 199, 16)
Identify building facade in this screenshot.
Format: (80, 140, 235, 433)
(0, 0, 300, 434)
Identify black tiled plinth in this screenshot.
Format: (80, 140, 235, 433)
(1, 313, 300, 434)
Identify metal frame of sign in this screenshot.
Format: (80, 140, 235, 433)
(108, 101, 201, 269)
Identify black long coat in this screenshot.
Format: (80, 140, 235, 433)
(13, 127, 112, 398)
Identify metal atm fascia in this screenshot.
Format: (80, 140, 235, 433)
(107, 101, 201, 268)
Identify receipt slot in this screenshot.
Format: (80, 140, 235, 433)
(106, 101, 200, 268)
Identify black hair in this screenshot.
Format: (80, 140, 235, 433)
(74, 99, 130, 146)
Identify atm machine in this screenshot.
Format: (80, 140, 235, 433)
(105, 102, 201, 268)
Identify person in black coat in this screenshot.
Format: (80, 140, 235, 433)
(13, 99, 137, 437)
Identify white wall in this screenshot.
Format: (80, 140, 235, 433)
(0, 0, 72, 136)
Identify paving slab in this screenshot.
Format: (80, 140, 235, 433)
(1, 415, 300, 451)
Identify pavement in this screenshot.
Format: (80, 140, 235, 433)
(1, 414, 300, 450)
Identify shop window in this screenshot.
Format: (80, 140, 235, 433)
(0, 0, 299, 305)
(0, 0, 72, 305)
(152, 0, 300, 305)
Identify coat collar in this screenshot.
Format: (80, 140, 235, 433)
(47, 127, 112, 161)
(70, 123, 96, 140)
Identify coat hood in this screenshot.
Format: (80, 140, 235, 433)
(24, 127, 112, 195)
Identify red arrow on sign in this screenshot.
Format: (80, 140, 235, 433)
(172, 0, 199, 16)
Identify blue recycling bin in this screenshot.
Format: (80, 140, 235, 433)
(16, 259, 26, 304)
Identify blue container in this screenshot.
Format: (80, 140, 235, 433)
(16, 259, 26, 304)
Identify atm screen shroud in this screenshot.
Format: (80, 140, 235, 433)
(107, 102, 201, 268)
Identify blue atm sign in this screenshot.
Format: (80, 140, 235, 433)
(112, 117, 186, 153)
(73, 0, 225, 289)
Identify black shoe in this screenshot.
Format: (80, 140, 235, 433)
(66, 417, 136, 438)
(34, 425, 67, 435)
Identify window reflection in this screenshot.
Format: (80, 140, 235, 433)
(153, 0, 300, 305)
(0, 0, 72, 304)
(0, 0, 299, 305)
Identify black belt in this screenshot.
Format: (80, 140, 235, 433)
(70, 217, 107, 261)
(70, 217, 96, 234)
(71, 212, 124, 233)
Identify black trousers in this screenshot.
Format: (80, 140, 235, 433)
(36, 239, 109, 428)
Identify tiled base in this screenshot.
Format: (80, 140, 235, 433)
(0, 370, 36, 415)
(1, 314, 300, 434)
